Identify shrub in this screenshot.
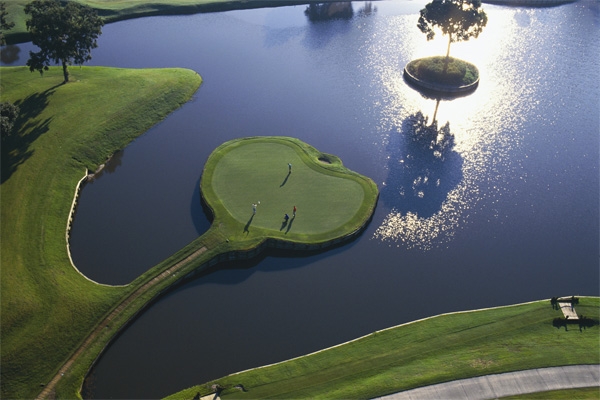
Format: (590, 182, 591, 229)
(410, 56, 478, 86)
(0, 101, 19, 138)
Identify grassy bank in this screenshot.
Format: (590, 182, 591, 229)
(166, 298, 599, 399)
(2, 0, 320, 44)
(201, 137, 378, 245)
(0, 66, 201, 399)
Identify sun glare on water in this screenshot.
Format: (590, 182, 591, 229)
(366, 8, 543, 249)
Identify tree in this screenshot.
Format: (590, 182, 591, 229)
(1, 101, 20, 138)
(25, 0, 104, 83)
(417, 0, 487, 64)
(0, 1, 15, 45)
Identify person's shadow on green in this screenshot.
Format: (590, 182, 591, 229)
(285, 216, 295, 234)
(280, 214, 290, 231)
(280, 171, 291, 187)
(244, 214, 254, 234)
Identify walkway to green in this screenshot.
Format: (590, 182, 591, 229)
(375, 365, 599, 400)
(35, 136, 377, 399)
(36, 242, 215, 400)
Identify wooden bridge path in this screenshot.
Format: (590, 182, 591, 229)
(558, 301, 579, 320)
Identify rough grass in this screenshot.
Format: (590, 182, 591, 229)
(201, 137, 378, 245)
(165, 298, 600, 400)
(0, 66, 201, 399)
(408, 56, 479, 86)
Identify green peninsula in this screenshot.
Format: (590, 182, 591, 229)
(1, 67, 378, 399)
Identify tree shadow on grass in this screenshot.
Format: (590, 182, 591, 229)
(552, 317, 599, 332)
(1, 85, 60, 184)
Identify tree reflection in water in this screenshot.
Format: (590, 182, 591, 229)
(376, 100, 463, 245)
(304, 2, 354, 22)
(304, 2, 378, 21)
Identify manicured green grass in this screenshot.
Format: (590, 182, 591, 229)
(165, 298, 599, 400)
(407, 56, 479, 86)
(201, 137, 378, 245)
(0, 66, 201, 399)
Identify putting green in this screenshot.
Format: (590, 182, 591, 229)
(201, 137, 378, 243)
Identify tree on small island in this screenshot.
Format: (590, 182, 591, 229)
(25, 0, 104, 83)
(418, 0, 487, 68)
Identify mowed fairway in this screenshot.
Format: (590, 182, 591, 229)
(0, 66, 201, 399)
(203, 137, 378, 243)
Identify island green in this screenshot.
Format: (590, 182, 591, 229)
(201, 136, 378, 247)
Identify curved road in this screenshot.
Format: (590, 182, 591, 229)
(374, 365, 599, 400)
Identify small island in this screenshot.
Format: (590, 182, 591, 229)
(405, 0, 487, 94)
(404, 56, 480, 93)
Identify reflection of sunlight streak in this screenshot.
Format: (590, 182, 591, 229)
(367, 7, 543, 249)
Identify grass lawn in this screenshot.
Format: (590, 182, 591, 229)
(2, 0, 221, 43)
(202, 137, 378, 245)
(165, 298, 599, 399)
(2, 0, 318, 44)
(0, 66, 201, 399)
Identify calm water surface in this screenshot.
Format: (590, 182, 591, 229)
(5, 1, 599, 398)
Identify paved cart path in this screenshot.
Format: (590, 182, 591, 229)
(374, 364, 600, 400)
(199, 365, 599, 400)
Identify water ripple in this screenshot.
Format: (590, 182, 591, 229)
(369, 6, 587, 249)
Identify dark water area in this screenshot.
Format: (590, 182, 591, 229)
(4, 1, 599, 398)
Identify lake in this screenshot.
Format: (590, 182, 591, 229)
(3, 1, 598, 398)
